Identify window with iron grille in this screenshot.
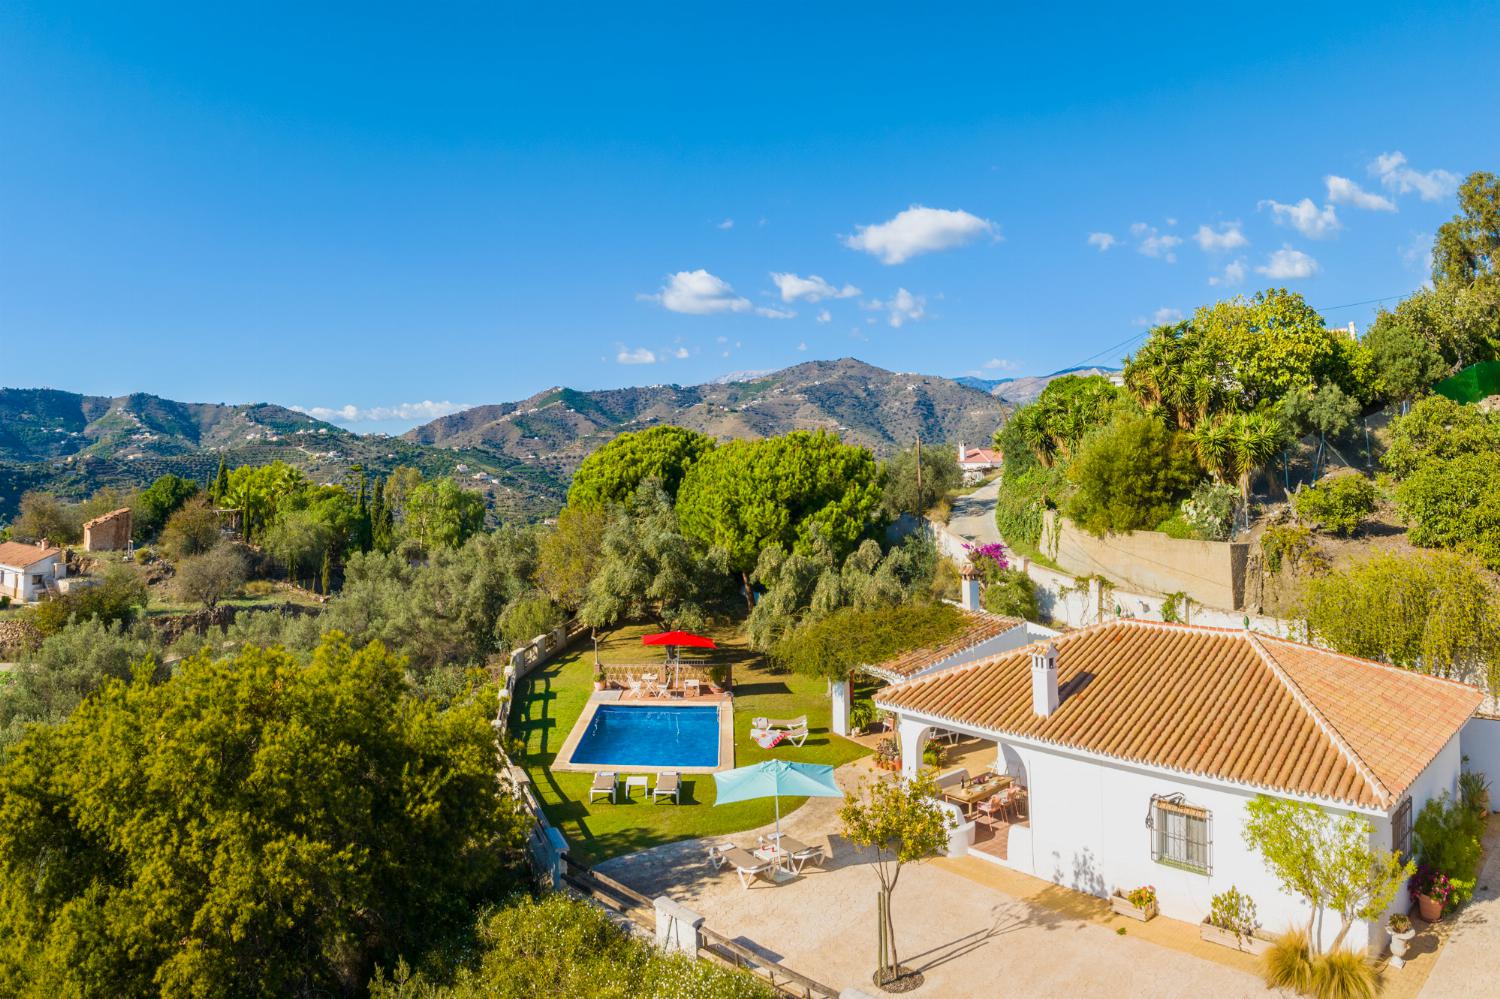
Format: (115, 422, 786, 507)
(1392, 797, 1412, 860)
(1149, 795, 1211, 875)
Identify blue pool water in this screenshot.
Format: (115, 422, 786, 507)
(572, 704, 719, 768)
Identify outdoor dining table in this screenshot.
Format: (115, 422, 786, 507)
(943, 774, 1014, 817)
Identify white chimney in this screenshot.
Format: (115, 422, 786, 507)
(1030, 643, 1060, 717)
(959, 562, 981, 611)
(957, 441, 966, 464)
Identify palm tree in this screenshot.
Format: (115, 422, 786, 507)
(1188, 417, 1234, 485)
(1227, 411, 1287, 502)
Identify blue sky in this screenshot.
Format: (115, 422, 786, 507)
(4, 3, 1499, 433)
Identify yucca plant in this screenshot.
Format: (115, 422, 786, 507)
(1263, 929, 1315, 994)
(1311, 949, 1378, 999)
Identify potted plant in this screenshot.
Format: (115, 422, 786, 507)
(706, 664, 728, 694)
(874, 737, 900, 771)
(1409, 864, 1451, 922)
(848, 698, 878, 735)
(1111, 885, 1158, 921)
(1199, 886, 1271, 954)
(1387, 912, 1416, 967)
(593, 665, 607, 691)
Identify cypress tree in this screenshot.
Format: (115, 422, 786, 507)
(211, 457, 229, 505)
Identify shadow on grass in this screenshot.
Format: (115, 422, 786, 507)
(733, 681, 794, 698)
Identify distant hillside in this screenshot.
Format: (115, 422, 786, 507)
(954, 365, 1122, 405)
(405, 358, 1008, 487)
(0, 389, 562, 521)
(2, 360, 1006, 524)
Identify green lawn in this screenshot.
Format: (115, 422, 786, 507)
(509, 622, 869, 865)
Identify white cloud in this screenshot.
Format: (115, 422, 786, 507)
(292, 400, 471, 425)
(754, 305, 796, 319)
(1208, 258, 1248, 286)
(1087, 232, 1117, 251)
(866, 288, 926, 327)
(843, 205, 998, 264)
(1370, 152, 1459, 202)
(1325, 175, 1396, 211)
(1130, 222, 1182, 262)
(640, 269, 751, 314)
(671, 347, 691, 359)
(1401, 231, 1434, 273)
(816, 309, 832, 324)
(1193, 222, 1248, 252)
(770, 272, 860, 302)
(616, 346, 658, 364)
(797, 341, 808, 351)
(1255, 246, 1320, 280)
(1260, 198, 1340, 239)
(982, 358, 1020, 371)
(716, 218, 734, 229)
(1152, 307, 1183, 324)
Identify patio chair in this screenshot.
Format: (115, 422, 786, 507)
(974, 792, 1007, 827)
(684, 678, 701, 698)
(708, 845, 775, 889)
(651, 771, 680, 804)
(775, 835, 825, 873)
(626, 674, 643, 698)
(588, 772, 618, 804)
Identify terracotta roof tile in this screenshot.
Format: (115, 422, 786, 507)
(0, 541, 63, 569)
(875, 619, 1482, 809)
(861, 610, 1024, 681)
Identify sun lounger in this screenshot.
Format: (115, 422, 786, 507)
(709, 845, 775, 888)
(751, 727, 787, 749)
(588, 771, 617, 804)
(762, 715, 806, 731)
(775, 835, 825, 873)
(783, 724, 809, 747)
(652, 771, 680, 804)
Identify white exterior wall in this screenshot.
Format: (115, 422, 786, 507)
(1460, 716, 1500, 801)
(0, 555, 64, 602)
(892, 710, 1466, 956)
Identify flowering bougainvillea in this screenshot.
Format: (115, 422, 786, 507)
(963, 541, 1010, 573)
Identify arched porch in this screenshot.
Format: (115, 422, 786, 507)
(895, 715, 1032, 865)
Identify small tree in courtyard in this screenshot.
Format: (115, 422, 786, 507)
(840, 771, 952, 989)
(1242, 796, 1412, 954)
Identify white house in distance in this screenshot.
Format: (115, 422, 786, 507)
(0, 541, 67, 602)
(956, 441, 1002, 478)
(875, 619, 1486, 955)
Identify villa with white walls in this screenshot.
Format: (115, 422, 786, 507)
(876, 619, 1484, 955)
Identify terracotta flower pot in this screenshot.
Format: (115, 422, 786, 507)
(1416, 893, 1443, 922)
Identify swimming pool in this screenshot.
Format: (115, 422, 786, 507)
(570, 704, 721, 769)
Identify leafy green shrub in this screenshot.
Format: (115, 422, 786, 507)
(1459, 766, 1491, 814)
(373, 893, 773, 998)
(771, 602, 966, 680)
(994, 463, 1066, 551)
(1293, 475, 1378, 536)
(1154, 513, 1199, 540)
(498, 592, 566, 650)
(1263, 929, 1315, 993)
(243, 579, 276, 598)
(849, 698, 878, 732)
(1413, 791, 1485, 912)
(981, 568, 1039, 620)
(1207, 886, 1259, 941)
(1181, 480, 1239, 541)
(1064, 414, 1198, 536)
(1261, 523, 1317, 574)
(1310, 949, 1378, 999)
(25, 565, 148, 637)
(1161, 592, 1191, 624)
(132, 545, 156, 565)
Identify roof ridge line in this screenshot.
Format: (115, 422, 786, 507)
(1255, 632, 1487, 693)
(1246, 631, 1392, 808)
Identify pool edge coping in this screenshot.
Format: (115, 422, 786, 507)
(551, 693, 736, 775)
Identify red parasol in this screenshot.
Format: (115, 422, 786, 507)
(641, 631, 717, 649)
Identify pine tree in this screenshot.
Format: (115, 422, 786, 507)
(211, 457, 229, 505)
(370, 478, 393, 552)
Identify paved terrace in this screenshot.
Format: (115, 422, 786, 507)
(597, 752, 1495, 998)
(598, 756, 1312, 998)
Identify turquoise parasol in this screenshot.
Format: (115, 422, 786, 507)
(713, 759, 842, 840)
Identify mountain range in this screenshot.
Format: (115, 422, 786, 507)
(953, 365, 1122, 404)
(1, 358, 1027, 521)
